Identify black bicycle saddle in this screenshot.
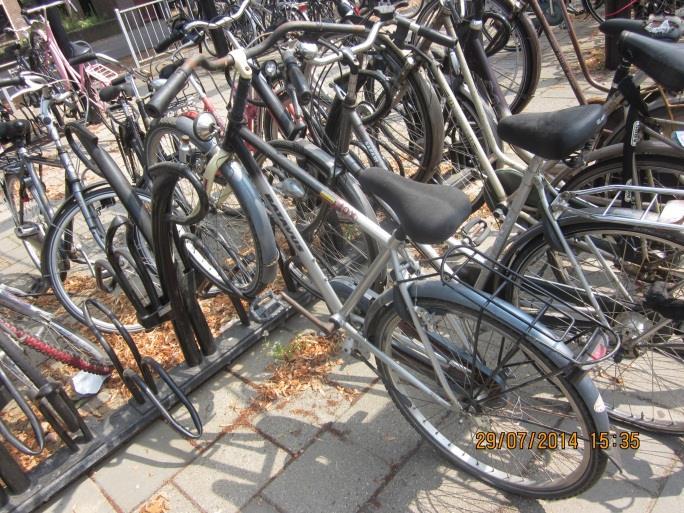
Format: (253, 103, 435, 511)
(497, 104, 606, 160)
(358, 167, 471, 244)
(619, 32, 684, 91)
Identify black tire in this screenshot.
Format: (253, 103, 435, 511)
(145, 119, 276, 298)
(371, 296, 606, 498)
(316, 36, 444, 182)
(0, 330, 79, 432)
(483, 0, 541, 114)
(42, 187, 153, 332)
(505, 218, 684, 434)
(415, 0, 541, 114)
(435, 88, 497, 209)
(255, 140, 384, 293)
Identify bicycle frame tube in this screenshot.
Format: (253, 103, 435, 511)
(220, 126, 456, 408)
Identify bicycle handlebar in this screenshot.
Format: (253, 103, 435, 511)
(23, 0, 67, 15)
(146, 21, 367, 118)
(185, 0, 253, 31)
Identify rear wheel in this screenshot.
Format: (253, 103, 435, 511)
(506, 220, 684, 434)
(372, 296, 606, 498)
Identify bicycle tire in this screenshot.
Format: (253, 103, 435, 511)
(483, 0, 541, 114)
(370, 295, 607, 498)
(255, 139, 384, 293)
(318, 35, 444, 182)
(0, 330, 79, 432)
(559, 154, 684, 207)
(505, 218, 684, 434)
(42, 186, 152, 333)
(0, 314, 111, 376)
(145, 118, 276, 298)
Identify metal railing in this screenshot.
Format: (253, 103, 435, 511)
(115, 0, 195, 68)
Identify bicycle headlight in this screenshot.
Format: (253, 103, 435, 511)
(262, 60, 278, 79)
(193, 111, 217, 142)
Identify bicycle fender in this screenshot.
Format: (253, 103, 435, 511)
(217, 159, 280, 276)
(363, 279, 611, 437)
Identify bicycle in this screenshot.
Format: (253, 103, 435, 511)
(146, 17, 619, 498)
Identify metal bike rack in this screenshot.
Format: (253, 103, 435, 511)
(2, 151, 304, 513)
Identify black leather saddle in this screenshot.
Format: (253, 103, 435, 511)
(600, 19, 682, 41)
(357, 167, 471, 244)
(0, 120, 30, 143)
(619, 32, 684, 91)
(68, 41, 97, 66)
(497, 104, 606, 160)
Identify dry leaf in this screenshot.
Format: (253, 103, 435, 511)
(140, 494, 169, 513)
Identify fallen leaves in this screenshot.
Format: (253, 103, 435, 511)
(140, 494, 169, 513)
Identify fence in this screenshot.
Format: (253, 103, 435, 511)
(114, 0, 196, 68)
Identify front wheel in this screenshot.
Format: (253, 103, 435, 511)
(42, 187, 152, 332)
(371, 295, 606, 498)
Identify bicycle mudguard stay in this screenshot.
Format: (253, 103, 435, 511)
(362, 279, 613, 437)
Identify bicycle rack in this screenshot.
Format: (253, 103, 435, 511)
(4, 130, 307, 513)
(83, 300, 202, 439)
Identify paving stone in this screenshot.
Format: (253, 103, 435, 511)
(326, 353, 378, 393)
(331, 382, 421, 465)
(539, 479, 655, 513)
(650, 464, 684, 513)
(180, 369, 256, 444)
(174, 426, 290, 513)
(241, 495, 282, 513)
(91, 421, 200, 512)
(605, 430, 683, 494)
(230, 329, 291, 383)
(362, 444, 518, 513)
(38, 477, 116, 513)
(134, 484, 200, 513)
(253, 385, 354, 453)
(262, 430, 389, 513)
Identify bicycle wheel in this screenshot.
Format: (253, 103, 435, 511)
(483, 0, 541, 114)
(506, 219, 684, 434)
(0, 330, 79, 431)
(3, 172, 50, 270)
(42, 187, 153, 332)
(314, 36, 444, 182)
(0, 304, 111, 375)
(146, 119, 276, 297)
(434, 88, 497, 208)
(255, 140, 383, 293)
(560, 154, 684, 208)
(370, 295, 606, 498)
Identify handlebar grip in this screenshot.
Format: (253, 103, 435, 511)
(145, 67, 188, 118)
(0, 77, 25, 88)
(283, 51, 311, 105)
(155, 30, 184, 53)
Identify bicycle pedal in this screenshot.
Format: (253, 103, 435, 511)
(460, 217, 490, 247)
(249, 291, 288, 324)
(14, 222, 40, 239)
